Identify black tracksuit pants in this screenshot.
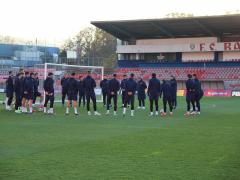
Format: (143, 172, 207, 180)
(186, 92, 195, 112)
(6, 91, 13, 106)
(102, 91, 107, 106)
(86, 93, 97, 111)
(107, 94, 117, 111)
(44, 95, 54, 108)
(78, 92, 85, 107)
(15, 93, 22, 110)
(163, 97, 173, 113)
(150, 98, 159, 112)
(124, 95, 134, 110)
(62, 89, 67, 105)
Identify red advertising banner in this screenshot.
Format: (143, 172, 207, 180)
(204, 90, 232, 97)
(177, 90, 234, 97)
(177, 90, 231, 97)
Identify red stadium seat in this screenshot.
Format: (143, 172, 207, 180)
(115, 67, 240, 80)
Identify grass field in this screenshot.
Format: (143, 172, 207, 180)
(0, 97, 240, 180)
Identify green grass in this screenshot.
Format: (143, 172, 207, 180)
(0, 97, 240, 180)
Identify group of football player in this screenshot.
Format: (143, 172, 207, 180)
(5, 69, 43, 114)
(5, 69, 203, 117)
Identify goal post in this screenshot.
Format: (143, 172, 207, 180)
(34, 63, 104, 103)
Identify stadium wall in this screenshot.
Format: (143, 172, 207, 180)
(136, 37, 217, 45)
(182, 52, 214, 62)
(222, 52, 240, 61)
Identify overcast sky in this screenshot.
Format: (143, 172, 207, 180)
(0, 0, 239, 45)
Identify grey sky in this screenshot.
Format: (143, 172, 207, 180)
(0, 0, 239, 44)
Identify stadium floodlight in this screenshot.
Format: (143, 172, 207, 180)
(34, 63, 104, 103)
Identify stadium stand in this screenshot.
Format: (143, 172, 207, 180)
(116, 61, 240, 81)
(116, 66, 240, 81)
(92, 14, 240, 91)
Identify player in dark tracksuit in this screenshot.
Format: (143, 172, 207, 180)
(123, 73, 137, 116)
(33, 73, 43, 106)
(120, 75, 128, 107)
(66, 73, 79, 115)
(78, 76, 85, 108)
(61, 75, 69, 106)
(160, 80, 173, 116)
(193, 74, 204, 115)
(21, 72, 27, 112)
(137, 77, 147, 109)
(170, 76, 177, 109)
(100, 78, 108, 106)
(16, 69, 25, 104)
(147, 73, 161, 116)
(106, 74, 120, 115)
(43, 72, 54, 114)
(22, 72, 35, 113)
(5, 71, 14, 110)
(14, 73, 24, 113)
(185, 74, 196, 116)
(83, 71, 101, 116)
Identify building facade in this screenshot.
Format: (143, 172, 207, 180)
(0, 43, 59, 67)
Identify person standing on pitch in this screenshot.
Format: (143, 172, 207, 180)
(43, 72, 54, 114)
(193, 74, 203, 115)
(33, 73, 43, 109)
(185, 74, 196, 117)
(61, 73, 69, 107)
(137, 77, 147, 110)
(14, 72, 24, 113)
(66, 73, 79, 115)
(160, 80, 173, 116)
(147, 73, 161, 116)
(83, 71, 101, 116)
(78, 75, 85, 108)
(123, 73, 137, 116)
(21, 71, 27, 112)
(120, 74, 128, 107)
(100, 77, 108, 106)
(22, 72, 35, 114)
(106, 74, 120, 116)
(170, 75, 177, 109)
(5, 71, 14, 111)
(18, 71, 25, 112)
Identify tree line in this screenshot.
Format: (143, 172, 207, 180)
(61, 27, 117, 70)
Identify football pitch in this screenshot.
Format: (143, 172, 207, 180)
(0, 97, 240, 180)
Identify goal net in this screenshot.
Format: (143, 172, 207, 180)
(34, 63, 104, 103)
